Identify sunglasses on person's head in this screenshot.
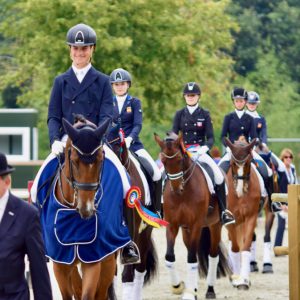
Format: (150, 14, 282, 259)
(284, 155, 293, 159)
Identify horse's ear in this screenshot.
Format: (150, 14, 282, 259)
(62, 118, 79, 141)
(95, 119, 111, 140)
(246, 138, 257, 152)
(177, 132, 186, 153)
(154, 133, 164, 148)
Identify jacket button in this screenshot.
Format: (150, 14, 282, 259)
(194, 132, 196, 135)
(194, 123, 196, 126)
(72, 101, 75, 104)
(185, 123, 187, 126)
(185, 132, 188, 135)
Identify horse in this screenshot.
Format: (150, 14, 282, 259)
(224, 137, 261, 289)
(107, 129, 158, 300)
(154, 132, 230, 300)
(250, 143, 286, 274)
(35, 117, 132, 300)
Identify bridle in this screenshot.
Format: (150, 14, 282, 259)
(58, 143, 104, 207)
(160, 148, 197, 190)
(231, 151, 252, 181)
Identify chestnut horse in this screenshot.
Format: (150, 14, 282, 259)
(155, 132, 229, 300)
(224, 137, 261, 290)
(37, 118, 128, 300)
(108, 130, 158, 300)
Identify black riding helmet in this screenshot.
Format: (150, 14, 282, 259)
(247, 91, 260, 104)
(183, 82, 201, 95)
(231, 87, 248, 101)
(110, 68, 132, 87)
(66, 24, 97, 46)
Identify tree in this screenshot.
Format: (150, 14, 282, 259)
(0, 0, 237, 157)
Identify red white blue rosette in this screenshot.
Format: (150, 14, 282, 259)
(126, 186, 141, 208)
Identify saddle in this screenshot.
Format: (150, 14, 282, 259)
(130, 151, 155, 207)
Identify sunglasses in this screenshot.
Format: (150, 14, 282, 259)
(284, 156, 293, 159)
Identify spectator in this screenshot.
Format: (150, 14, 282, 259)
(0, 152, 52, 299)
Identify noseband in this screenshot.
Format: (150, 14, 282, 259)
(161, 149, 197, 189)
(58, 143, 103, 207)
(231, 152, 252, 181)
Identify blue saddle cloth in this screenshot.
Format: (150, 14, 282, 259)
(36, 157, 130, 264)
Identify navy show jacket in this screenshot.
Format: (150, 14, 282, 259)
(47, 66, 113, 145)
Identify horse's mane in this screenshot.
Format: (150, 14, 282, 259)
(73, 114, 97, 130)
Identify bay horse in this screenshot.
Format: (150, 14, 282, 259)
(155, 132, 230, 300)
(107, 129, 158, 300)
(37, 117, 129, 300)
(224, 137, 261, 289)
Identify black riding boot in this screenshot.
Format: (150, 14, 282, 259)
(264, 175, 281, 213)
(215, 182, 235, 227)
(153, 178, 163, 218)
(120, 204, 140, 265)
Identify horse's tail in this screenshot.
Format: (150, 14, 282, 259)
(144, 236, 158, 285)
(197, 227, 210, 278)
(197, 227, 231, 278)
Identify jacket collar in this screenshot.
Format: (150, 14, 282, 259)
(64, 66, 99, 100)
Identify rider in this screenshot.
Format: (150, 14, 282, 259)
(245, 91, 286, 212)
(108, 68, 162, 216)
(218, 87, 274, 209)
(34, 24, 139, 265)
(172, 82, 235, 226)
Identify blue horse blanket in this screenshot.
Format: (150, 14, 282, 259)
(36, 155, 131, 264)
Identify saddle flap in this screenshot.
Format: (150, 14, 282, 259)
(54, 208, 97, 245)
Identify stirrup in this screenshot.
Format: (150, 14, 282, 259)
(221, 210, 235, 226)
(271, 202, 282, 213)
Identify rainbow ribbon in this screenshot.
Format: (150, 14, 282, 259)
(126, 186, 168, 228)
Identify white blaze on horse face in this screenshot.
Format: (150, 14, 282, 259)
(76, 195, 95, 219)
(236, 166, 244, 197)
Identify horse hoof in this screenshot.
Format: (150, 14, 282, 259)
(250, 261, 259, 272)
(205, 291, 216, 299)
(237, 284, 250, 290)
(182, 289, 197, 300)
(236, 278, 251, 290)
(262, 263, 273, 274)
(172, 281, 185, 295)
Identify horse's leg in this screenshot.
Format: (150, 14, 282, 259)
(250, 232, 259, 272)
(96, 255, 117, 300)
(262, 206, 275, 274)
(181, 225, 201, 300)
(227, 225, 241, 284)
(71, 266, 82, 300)
(205, 223, 222, 299)
(165, 224, 184, 294)
(237, 216, 258, 290)
(131, 227, 154, 300)
(81, 262, 101, 300)
(53, 262, 74, 300)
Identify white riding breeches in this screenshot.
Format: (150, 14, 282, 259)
(135, 148, 162, 181)
(189, 151, 225, 185)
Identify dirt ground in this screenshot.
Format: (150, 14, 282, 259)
(36, 215, 289, 300)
